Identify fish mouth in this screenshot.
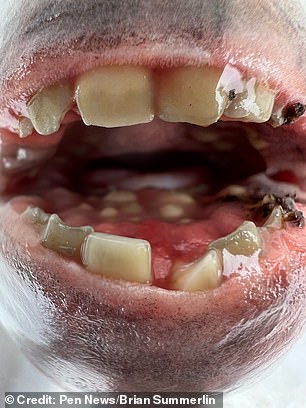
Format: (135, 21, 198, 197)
(1, 1, 306, 394)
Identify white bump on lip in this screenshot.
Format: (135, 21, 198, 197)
(18, 117, 34, 138)
(75, 66, 154, 128)
(156, 66, 226, 127)
(209, 220, 262, 257)
(81, 232, 152, 284)
(27, 83, 73, 135)
(160, 203, 185, 219)
(170, 249, 223, 292)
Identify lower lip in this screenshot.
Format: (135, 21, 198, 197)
(1, 197, 306, 391)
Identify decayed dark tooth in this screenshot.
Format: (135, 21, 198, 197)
(210, 221, 262, 256)
(81, 232, 152, 284)
(283, 102, 306, 125)
(269, 102, 306, 127)
(170, 249, 223, 292)
(42, 214, 93, 257)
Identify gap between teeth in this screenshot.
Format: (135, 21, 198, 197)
(22, 204, 284, 292)
(21, 64, 275, 137)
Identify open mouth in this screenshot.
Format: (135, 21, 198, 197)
(1, 0, 306, 394)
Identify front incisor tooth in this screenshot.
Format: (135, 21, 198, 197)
(75, 66, 154, 127)
(81, 232, 152, 283)
(156, 66, 226, 126)
(170, 249, 223, 292)
(210, 221, 262, 256)
(42, 214, 94, 257)
(27, 83, 73, 135)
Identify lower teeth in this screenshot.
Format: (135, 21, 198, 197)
(21, 189, 294, 292)
(41, 214, 93, 258)
(81, 232, 152, 284)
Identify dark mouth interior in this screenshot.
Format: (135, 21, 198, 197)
(6, 118, 269, 203)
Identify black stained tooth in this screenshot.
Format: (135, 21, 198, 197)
(228, 89, 236, 101)
(284, 210, 305, 228)
(257, 193, 305, 229)
(283, 102, 306, 125)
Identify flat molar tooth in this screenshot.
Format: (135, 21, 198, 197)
(156, 66, 226, 127)
(263, 206, 284, 229)
(170, 249, 223, 292)
(81, 232, 152, 284)
(27, 83, 73, 135)
(42, 214, 94, 257)
(75, 66, 154, 127)
(210, 221, 262, 256)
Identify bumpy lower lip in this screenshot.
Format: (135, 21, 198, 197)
(1, 0, 306, 393)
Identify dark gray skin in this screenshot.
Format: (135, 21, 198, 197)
(0, 0, 306, 394)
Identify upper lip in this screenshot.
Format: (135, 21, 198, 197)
(1, 2, 306, 127)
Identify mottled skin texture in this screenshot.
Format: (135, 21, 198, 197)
(0, 0, 306, 394)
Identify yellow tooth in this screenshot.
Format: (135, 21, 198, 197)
(22, 206, 50, 225)
(75, 66, 154, 127)
(263, 206, 284, 229)
(170, 249, 222, 292)
(104, 190, 137, 203)
(210, 221, 262, 256)
(81, 232, 152, 283)
(18, 117, 34, 138)
(156, 66, 225, 126)
(159, 191, 194, 205)
(42, 214, 94, 257)
(27, 83, 73, 135)
(224, 79, 275, 123)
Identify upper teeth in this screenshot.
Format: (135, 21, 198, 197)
(27, 83, 73, 135)
(75, 66, 154, 128)
(22, 64, 275, 137)
(156, 66, 226, 127)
